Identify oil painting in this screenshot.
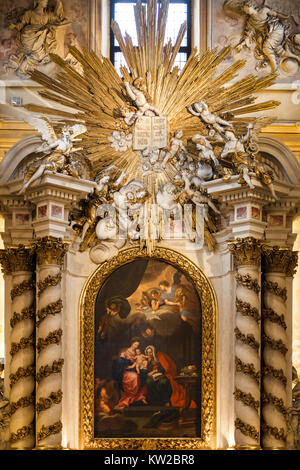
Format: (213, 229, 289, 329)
(94, 258, 202, 439)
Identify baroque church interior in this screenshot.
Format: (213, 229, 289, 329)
(0, 0, 300, 451)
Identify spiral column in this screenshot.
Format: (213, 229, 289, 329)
(34, 237, 68, 449)
(0, 245, 36, 449)
(261, 247, 298, 450)
(228, 237, 263, 449)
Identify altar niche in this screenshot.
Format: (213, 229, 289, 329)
(80, 247, 217, 450)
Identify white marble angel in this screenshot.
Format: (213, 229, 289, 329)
(192, 134, 222, 169)
(124, 78, 160, 117)
(16, 115, 87, 193)
(156, 183, 180, 211)
(161, 130, 187, 168)
(187, 100, 232, 136)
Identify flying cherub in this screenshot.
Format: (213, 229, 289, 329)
(187, 100, 233, 136)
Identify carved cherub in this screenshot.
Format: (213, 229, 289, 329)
(187, 100, 232, 136)
(161, 130, 187, 168)
(124, 78, 160, 117)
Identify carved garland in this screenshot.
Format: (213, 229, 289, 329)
(38, 273, 62, 296)
(234, 418, 259, 443)
(261, 424, 286, 443)
(262, 365, 287, 387)
(262, 280, 287, 301)
(36, 391, 63, 413)
(80, 246, 217, 450)
(37, 329, 63, 353)
(234, 388, 259, 412)
(36, 299, 63, 326)
(236, 274, 260, 294)
(10, 306, 35, 329)
(10, 424, 34, 442)
(37, 421, 63, 442)
(262, 308, 287, 330)
(235, 357, 260, 385)
(262, 334, 288, 356)
(234, 327, 259, 351)
(236, 299, 260, 324)
(9, 366, 35, 387)
(10, 279, 35, 300)
(36, 359, 64, 383)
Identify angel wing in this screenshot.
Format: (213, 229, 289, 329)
(70, 124, 87, 140)
(223, 0, 245, 18)
(0, 105, 57, 145)
(263, 0, 300, 25)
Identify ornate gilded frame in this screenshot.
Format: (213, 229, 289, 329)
(79, 246, 217, 450)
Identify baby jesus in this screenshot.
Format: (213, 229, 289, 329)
(134, 348, 148, 374)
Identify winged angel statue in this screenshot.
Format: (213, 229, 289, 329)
(3, 107, 88, 193)
(223, 0, 300, 74)
(10, 0, 283, 255)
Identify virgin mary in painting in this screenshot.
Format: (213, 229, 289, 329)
(94, 258, 201, 438)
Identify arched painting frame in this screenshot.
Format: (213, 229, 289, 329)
(79, 246, 217, 449)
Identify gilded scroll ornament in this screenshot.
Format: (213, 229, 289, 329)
(228, 237, 264, 267)
(236, 274, 260, 293)
(35, 236, 68, 266)
(37, 329, 63, 353)
(38, 273, 62, 296)
(37, 299, 63, 326)
(37, 421, 63, 442)
(236, 299, 260, 323)
(235, 357, 260, 384)
(235, 418, 259, 442)
(36, 359, 64, 383)
(234, 327, 259, 351)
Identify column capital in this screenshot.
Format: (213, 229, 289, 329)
(228, 237, 265, 267)
(262, 246, 298, 277)
(34, 236, 69, 266)
(0, 245, 35, 274)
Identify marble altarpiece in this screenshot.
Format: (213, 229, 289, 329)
(0, 0, 299, 451)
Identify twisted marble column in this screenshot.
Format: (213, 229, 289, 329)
(0, 246, 36, 449)
(35, 237, 68, 449)
(261, 247, 298, 449)
(229, 237, 263, 449)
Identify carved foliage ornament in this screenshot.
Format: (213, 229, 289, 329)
(0, 245, 35, 275)
(262, 247, 298, 276)
(228, 237, 265, 267)
(80, 246, 217, 450)
(35, 236, 69, 266)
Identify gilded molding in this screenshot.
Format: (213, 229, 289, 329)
(80, 246, 217, 450)
(0, 245, 35, 275)
(262, 247, 298, 277)
(36, 391, 63, 414)
(235, 418, 259, 442)
(37, 299, 63, 326)
(37, 421, 62, 442)
(234, 388, 259, 412)
(261, 423, 286, 442)
(234, 327, 259, 351)
(37, 329, 63, 353)
(236, 274, 260, 293)
(262, 280, 287, 301)
(262, 308, 287, 330)
(235, 357, 260, 385)
(38, 273, 62, 296)
(10, 335, 34, 356)
(11, 279, 35, 300)
(236, 299, 260, 323)
(9, 366, 35, 387)
(262, 334, 288, 356)
(262, 392, 287, 416)
(10, 306, 35, 328)
(228, 237, 264, 267)
(262, 365, 287, 387)
(9, 395, 35, 416)
(36, 359, 64, 383)
(34, 237, 68, 266)
(10, 424, 34, 442)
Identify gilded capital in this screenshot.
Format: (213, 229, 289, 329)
(34, 237, 69, 266)
(262, 247, 298, 277)
(0, 245, 35, 274)
(228, 237, 264, 267)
